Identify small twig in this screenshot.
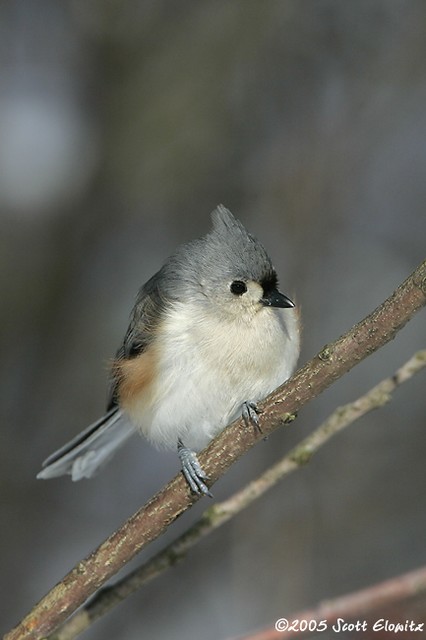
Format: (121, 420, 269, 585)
(49, 350, 426, 640)
(4, 259, 426, 640)
(234, 564, 426, 640)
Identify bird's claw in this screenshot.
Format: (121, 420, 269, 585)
(178, 441, 213, 498)
(242, 401, 263, 434)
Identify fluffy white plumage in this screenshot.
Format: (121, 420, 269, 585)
(131, 294, 300, 450)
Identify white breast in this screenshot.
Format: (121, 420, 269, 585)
(129, 300, 300, 451)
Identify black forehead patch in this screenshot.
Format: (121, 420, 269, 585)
(260, 271, 278, 293)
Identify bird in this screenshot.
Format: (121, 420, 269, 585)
(37, 205, 300, 496)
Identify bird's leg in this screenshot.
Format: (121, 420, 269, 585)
(177, 440, 212, 498)
(242, 401, 263, 434)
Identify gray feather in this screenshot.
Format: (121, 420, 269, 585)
(37, 409, 134, 481)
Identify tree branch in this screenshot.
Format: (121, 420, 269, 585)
(4, 259, 426, 640)
(49, 349, 426, 640)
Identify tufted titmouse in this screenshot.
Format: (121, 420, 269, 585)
(38, 206, 300, 495)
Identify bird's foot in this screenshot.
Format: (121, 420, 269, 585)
(242, 401, 264, 435)
(177, 440, 212, 498)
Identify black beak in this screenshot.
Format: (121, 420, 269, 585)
(261, 288, 295, 309)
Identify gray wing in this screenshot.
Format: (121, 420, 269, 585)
(106, 269, 167, 410)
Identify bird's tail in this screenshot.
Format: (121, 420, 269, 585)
(37, 408, 135, 481)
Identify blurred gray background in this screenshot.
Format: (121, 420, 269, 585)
(1, 1, 426, 639)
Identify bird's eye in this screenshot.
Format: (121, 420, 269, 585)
(230, 280, 247, 295)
